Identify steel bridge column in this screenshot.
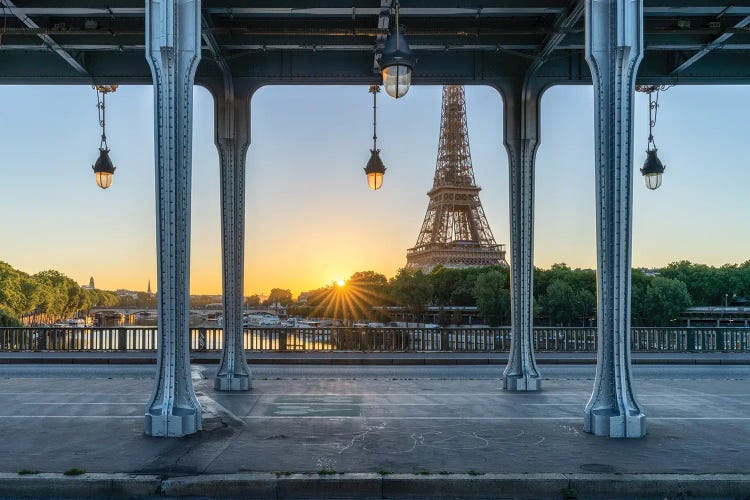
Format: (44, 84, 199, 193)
(144, 0, 202, 437)
(584, 0, 646, 438)
(499, 78, 543, 392)
(212, 79, 253, 391)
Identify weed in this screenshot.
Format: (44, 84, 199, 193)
(467, 470, 484, 476)
(438, 470, 450, 475)
(377, 469, 393, 476)
(561, 487, 578, 499)
(417, 470, 431, 475)
(318, 469, 337, 475)
(17, 470, 40, 475)
(275, 471, 292, 477)
(63, 468, 85, 476)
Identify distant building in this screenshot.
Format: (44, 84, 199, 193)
(638, 267, 661, 277)
(147, 280, 153, 295)
(115, 289, 139, 300)
(681, 306, 750, 327)
(82, 276, 96, 290)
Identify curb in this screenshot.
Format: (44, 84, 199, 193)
(3, 473, 750, 499)
(0, 473, 160, 498)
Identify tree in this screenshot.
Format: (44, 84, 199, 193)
(348, 271, 389, 308)
(264, 288, 293, 306)
(540, 280, 577, 326)
(574, 289, 596, 326)
(245, 295, 261, 307)
(642, 277, 692, 326)
(474, 270, 510, 326)
(389, 268, 433, 320)
(0, 307, 20, 327)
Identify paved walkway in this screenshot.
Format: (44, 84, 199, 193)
(0, 364, 748, 475)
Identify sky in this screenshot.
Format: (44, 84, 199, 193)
(1, 83, 749, 296)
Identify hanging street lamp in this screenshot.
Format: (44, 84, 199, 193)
(364, 85, 386, 190)
(636, 85, 668, 190)
(379, 1, 415, 99)
(92, 85, 118, 189)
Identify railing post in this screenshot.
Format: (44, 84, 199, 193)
(39, 329, 47, 351)
(278, 330, 287, 352)
(198, 328, 207, 352)
(118, 328, 127, 352)
(440, 329, 449, 351)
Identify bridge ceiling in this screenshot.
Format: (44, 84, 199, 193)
(1, 0, 749, 86)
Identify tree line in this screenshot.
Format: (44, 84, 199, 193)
(284, 261, 750, 327)
(0, 261, 119, 326)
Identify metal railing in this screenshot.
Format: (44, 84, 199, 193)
(1, 326, 749, 353)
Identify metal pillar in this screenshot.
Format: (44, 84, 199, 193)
(144, 0, 202, 437)
(499, 78, 543, 392)
(584, 0, 646, 438)
(212, 79, 253, 391)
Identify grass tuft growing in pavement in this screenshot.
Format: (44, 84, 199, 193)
(17, 470, 40, 475)
(275, 471, 292, 477)
(317, 469, 337, 475)
(561, 487, 578, 499)
(417, 470, 431, 475)
(438, 470, 450, 475)
(467, 470, 484, 476)
(377, 470, 393, 476)
(63, 468, 86, 476)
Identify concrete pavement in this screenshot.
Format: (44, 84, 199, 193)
(1, 364, 749, 498)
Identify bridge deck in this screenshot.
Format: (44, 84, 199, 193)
(0, 364, 749, 475)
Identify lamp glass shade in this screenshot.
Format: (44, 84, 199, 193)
(382, 65, 412, 99)
(644, 172, 662, 190)
(367, 172, 384, 190)
(364, 149, 386, 190)
(640, 149, 665, 191)
(95, 171, 113, 189)
(92, 148, 116, 190)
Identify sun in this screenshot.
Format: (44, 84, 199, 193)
(336, 279, 346, 287)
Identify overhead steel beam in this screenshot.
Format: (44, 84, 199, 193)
(373, 0, 392, 72)
(1, 0, 88, 75)
(9, 6, 750, 17)
(201, 12, 228, 71)
(529, 0, 584, 72)
(6, 42, 750, 53)
(4, 7, 566, 17)
(671, 14, 750, 74)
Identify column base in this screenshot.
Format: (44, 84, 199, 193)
(214, 374, 252, 391)
(503, 373, 542, 392)
(584, 409, 646, 438)
(145, 408, 202, 437)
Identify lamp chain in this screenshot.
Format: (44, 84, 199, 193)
(370, 84, 380, 150)
(94, 85, 118, 150)
(394, 0, 400, 50)
(96, 87, 107, 150)
(636, 84, 672, 151)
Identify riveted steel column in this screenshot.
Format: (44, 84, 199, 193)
(500, 78, 542, 392)
(144, 0, 202, 437)
(584, 0, 646, 438)
(213, 79, 253, 391)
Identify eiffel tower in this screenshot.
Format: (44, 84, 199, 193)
(406, 85, 507, 271)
